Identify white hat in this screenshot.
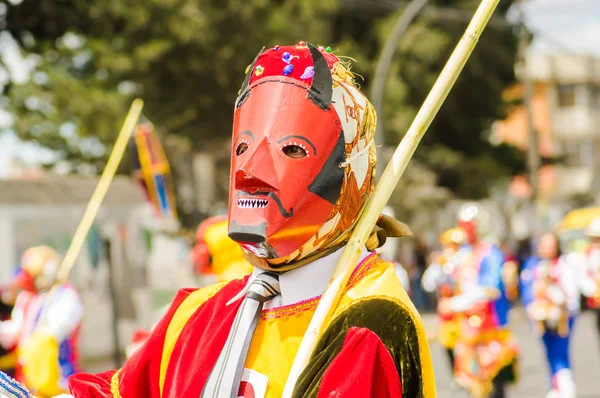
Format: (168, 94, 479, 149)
(586, 218, 600, 237)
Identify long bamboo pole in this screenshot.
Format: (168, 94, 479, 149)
(282, 1, 500, 396)
(56, 99, 144, 283)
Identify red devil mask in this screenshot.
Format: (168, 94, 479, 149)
(229, 42, 377, 267)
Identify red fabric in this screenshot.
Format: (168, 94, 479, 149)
(318, 327, 402, 398)
(68, 288, 192, 398)
(68, 370, 116, 397)
(248, 44, 338, 87)
(130, 329, 151, 345)
(68, 278, 247, 398)
(161, 280, 245, 397)
(12, 270, 36, 293)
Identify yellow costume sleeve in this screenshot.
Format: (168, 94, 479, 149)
(18, 332, 64, 397)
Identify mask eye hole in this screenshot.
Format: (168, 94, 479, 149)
(282, 144, 307, 159)
(236, 142, 249, 156)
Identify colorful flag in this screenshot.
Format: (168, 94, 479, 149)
(130, 123, 178, 220)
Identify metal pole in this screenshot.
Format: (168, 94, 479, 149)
(371, 0, 430, 177)
(517, 1, 541, 240)
(104, 238, 123, 367)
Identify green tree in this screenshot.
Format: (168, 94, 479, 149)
(3, 0, 340, 165)
(1, 0, 523, 216)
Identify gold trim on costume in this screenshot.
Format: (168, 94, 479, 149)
(159, 282, 228, 395)
(261, 297, 320, 321)
(259, 253, 379, 321)
(345, 253, 379, 289)
(110, 370, 122, 398)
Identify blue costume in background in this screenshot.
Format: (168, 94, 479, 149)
(520, 255, 580, 398)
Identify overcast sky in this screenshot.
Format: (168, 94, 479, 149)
(524, 0, 600, 55)
(1, 0, 599, 177)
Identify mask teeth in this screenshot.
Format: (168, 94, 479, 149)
(237, 198, 269, 209)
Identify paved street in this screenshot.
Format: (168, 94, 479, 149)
(425, 308, 600, 398)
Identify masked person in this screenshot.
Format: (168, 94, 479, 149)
(0, 246, 83, 398)
(191, 215, 253, 283)
(439, 204, 518, 398)
(422, 227, 465, 379)
(67, 42, 435, 398)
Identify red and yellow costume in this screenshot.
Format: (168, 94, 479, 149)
(69, 42, 435, 398)
(0, 246, 82, 398)
(422, 228, 464, 372)
(444, 205, 518, 397)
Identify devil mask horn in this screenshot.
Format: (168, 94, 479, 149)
(306, 42, 333, 110)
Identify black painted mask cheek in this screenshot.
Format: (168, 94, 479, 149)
(308, 132, 346, 204)
(228, 220, 267, 243)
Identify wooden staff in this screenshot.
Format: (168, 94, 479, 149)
(56, 99, 144, 283)
(282, 0, 500, 395)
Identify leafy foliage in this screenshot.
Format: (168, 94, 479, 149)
(1, 0, 522, 205)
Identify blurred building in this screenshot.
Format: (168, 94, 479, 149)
(493, 53, 600, 202)
(0, 176, 145, 357)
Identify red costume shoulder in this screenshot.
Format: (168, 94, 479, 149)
(318, 327, 402, 398)
(68, 278, 247, 398)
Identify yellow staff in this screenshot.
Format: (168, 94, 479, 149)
(283, 1, 501, 395)
(57, 99, 144, 283)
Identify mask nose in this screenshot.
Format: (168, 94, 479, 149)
(235, 139, 279, 193)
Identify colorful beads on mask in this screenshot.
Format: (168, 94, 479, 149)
(283, 64, 294, 75)
(300, 66, 314, 79)
(255, 65, 265, 76)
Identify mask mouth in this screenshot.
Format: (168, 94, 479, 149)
(237, 198, 269, 209)
(234, 190, 293, 218)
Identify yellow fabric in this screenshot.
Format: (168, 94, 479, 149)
(0, 351, 16, 370)
(437, 321, 459, 349)
(204, 221, 252, 281)
(560, 207, 600, 231)
(159, 282, 227, 395)
(18, 332, 65, 398)
(161, 256, 435, 397)
(111, 370, 122, 398)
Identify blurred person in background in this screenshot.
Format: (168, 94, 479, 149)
(190, 215, 253, 283)
(583, 218, 600, 354)
(439, 203, 518, 398)
(0, 246, 82, 398)
(499, 240, 519, 302)
(520, 232, 595, 398)
(414, 236, 432, 310)
(422, 227, 466, 382)
(67, 42, 434, 398)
